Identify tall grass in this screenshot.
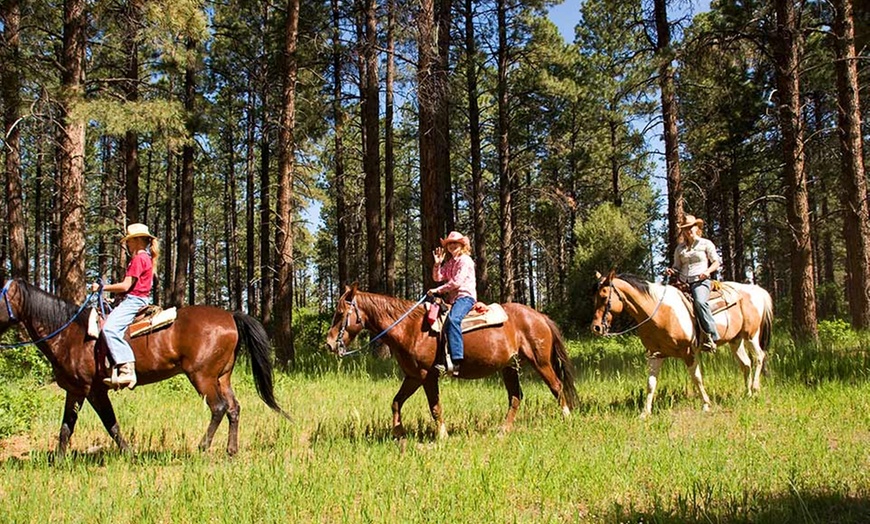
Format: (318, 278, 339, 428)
(1, 330, 869, 523)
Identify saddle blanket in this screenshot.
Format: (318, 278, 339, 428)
(429, 303, 509, 334)
(88, 306, 177, 339)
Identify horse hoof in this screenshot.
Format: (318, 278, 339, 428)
(639, 411, 651, 420)
(437, 424, 449, 440)
(562, 406, 571, 417)
(702, 404, 711, 413)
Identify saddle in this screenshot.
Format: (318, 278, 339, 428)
(669, 278, 741, 346)
(425, 300, 509, 334)
(87, 305, 178, 339)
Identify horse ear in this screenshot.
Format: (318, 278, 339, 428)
(607, 268, 616, 281)
(347, 282, 359, 300)
(595, 271, 602, 280)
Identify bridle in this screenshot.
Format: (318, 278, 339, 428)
(1, 281, 17, 322)
(597, 277, 667, 337)
(334, 298, 361, 356)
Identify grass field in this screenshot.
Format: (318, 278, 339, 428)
(1, 332, 869, 523)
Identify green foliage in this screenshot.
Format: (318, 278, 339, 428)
(71, 99, 188, 146)
(292, 307, 333, 359)
(0, 380, 45, 439)
(817, 319, 866, 349)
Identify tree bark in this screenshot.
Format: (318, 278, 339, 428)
(1, 0, 27, 280)
(332, 0, 349, 291)
(122, 0, 142, 224)
(772, 0, 817, 340)
(384, 0, 396, 295)
(497, 0, 514, 302)
(653, 0, 684, 259)
(362, 0, 383, 293)
(832, 0, 870, 329)
(274, 0, 300, 363)
(171, 37, 198, 307)
(57, 0, 88, 302)
(464, 0, 488, 300)
(418, 0, 442, 288)
(436, 0, 454, 233)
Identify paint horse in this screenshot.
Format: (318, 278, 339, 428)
(0, 279, 287, 456)
(590, 271, 773, 417)
(325, 285, 577, 438)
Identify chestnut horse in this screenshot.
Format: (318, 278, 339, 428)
(590, 271, 773, 417)
(0, 279, 287, 456)
(325, 285, 577, 438)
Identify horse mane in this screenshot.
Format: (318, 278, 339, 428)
(357, 291, 424, 325)
(617, 273, 653, 298)
(17, 280, 90, 331)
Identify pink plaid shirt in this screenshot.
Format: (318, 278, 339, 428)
(432, 254, 477, 303)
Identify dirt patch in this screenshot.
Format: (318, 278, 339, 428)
(0, 434, 32, 461)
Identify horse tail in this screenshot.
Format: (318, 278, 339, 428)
(232, 311, 289, 419)
(545, 316, 578, 410)
(759, 290, 774, 376)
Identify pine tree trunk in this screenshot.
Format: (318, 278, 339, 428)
(171, 37, 198, 307)
(418, 0, 441, 288)
(436, 0, 454, 233)
(2, 0, 27, 280)
(832, 0, 870, 329)
(122, 0, 142, 224)
(496, 0, 514, 302)
(464, 0, 488, 300)
(332, 0, 349, 292)
(654, 0, 684, 260)
(362, 0, 382, 293)
(772, 0, 818, 341)
(274, 0, 299, 363)
(384, 0, 396, 296)
(162, 148, 175, 301)
(57, 0, 87, 303)
(245, 89, 257, 314)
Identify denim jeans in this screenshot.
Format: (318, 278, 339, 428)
(444, 296, 475, 362)
(690, 280, 719, 340)
(103, 295, 150, 364)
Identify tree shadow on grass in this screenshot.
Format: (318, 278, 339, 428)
(609, 489, 870, 524)
(0, 445, 198, 469)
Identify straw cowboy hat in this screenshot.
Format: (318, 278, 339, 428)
(121, 223, 156, 244)
(677, 214, 704, 230)
(440, 231, 470, 248)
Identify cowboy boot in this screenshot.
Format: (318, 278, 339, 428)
(701, 333, 717, 353)
(115, 362, 138, 389)
(102, 366, 119, 388)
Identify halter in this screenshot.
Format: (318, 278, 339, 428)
(599, 278, 667, 337)
(1, 281, 16, 322)
(335, 294, 428, 357)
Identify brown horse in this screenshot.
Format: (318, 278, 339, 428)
(0, 279, 287, 456)
(325, 285, 577, 438)
(590, 271, 773, 417)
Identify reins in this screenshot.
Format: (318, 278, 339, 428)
(0, 281, 100, 349)
(602, 280, 668, 337)
(338, 294, 428, 357)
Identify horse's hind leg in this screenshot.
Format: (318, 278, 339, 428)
(87, 389, 130, 453)
(220, 376, 241, 455)
(391, 376, 422, 439)
(56, 393, 84, 457)
(731, 340, 753, 396)
(500, 366, 523, 433)
(530, 360, 569, 416)
(747, 335, 766, 393)
(190, 376, 230, 454)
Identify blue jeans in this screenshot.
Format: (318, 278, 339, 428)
(103, 295, 150, 364)
(690, 280, 719, 340)
(444, 296, 475, 362)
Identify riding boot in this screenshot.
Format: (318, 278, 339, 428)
(116, 362, 137, 389)
(701, 333, 717, 353)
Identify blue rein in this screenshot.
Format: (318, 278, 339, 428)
(0, 281, 100, 349)
(339, 294, 428, 357)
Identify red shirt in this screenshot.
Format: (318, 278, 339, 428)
(125, 251, 153, 298)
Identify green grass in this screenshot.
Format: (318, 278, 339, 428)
(1, 334, 869, 523)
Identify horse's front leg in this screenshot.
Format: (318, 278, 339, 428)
(686, 353, 712, 412)
(422, 373, 447, 439)
(87, 388, 130, 452)
(391, 376, 422, 439)
(642, 355, 664, 419)
(56, 392, 85, 457)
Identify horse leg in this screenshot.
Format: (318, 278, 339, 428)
(86, 389, 130, 453)
(731, 339, 753, 396)
(391, 376, 422, 439)
(190, 377, 230, 453)
(531, 361, 569, 417)
(686, 353, 712, 413)
(220, 376, 241, 455)
(421, 374, 447, 440)
(641, 355, 664, 419)
(500, 366, 523, 433)
(747, 334, 766, 393)
(56, 393, 84, 457)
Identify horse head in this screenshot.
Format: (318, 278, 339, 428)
(590, 269, 624, 335)
(0, 280, 22, 334)
(325, 283, 366, 355)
